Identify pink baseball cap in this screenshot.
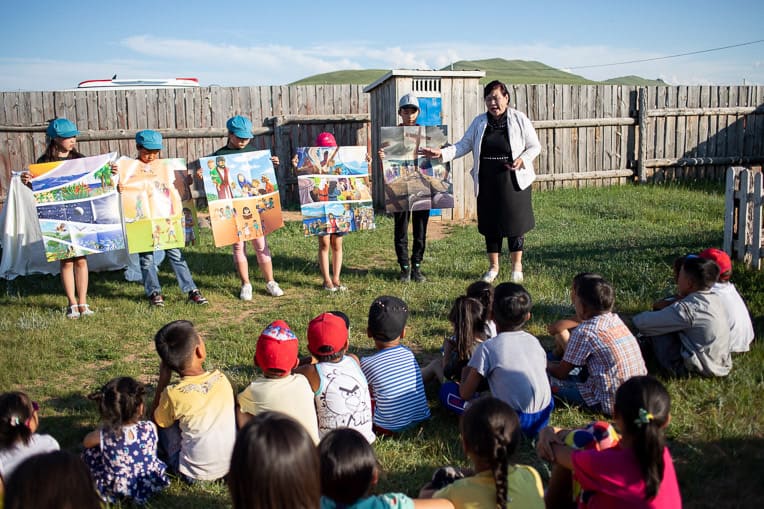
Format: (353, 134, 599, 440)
(315, 132, 337, 147)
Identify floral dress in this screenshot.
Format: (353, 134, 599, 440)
(83, 420, 169, 504)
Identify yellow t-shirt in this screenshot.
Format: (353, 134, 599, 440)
(433, 466, 544, 509)
(154, 370, 236, 480)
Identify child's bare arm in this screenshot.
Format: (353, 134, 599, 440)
(547, 317, 580, 335)
(458, 368, 483, 400)
(294, 364, 320, 392)
(149, 360, 172, 421)
(82, 429, 100, 448)
(235, 406, 253, 429)
(413, 499, 455, 508)
(547, 359, 576, 380)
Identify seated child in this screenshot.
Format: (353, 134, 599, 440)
(465, 280, 497, 338)
(459, 283, 553, 437)
(149, 320, 236, 482)
(360, 296, 431, 434)
(4, 451, 102, 509)
(236, 320, 320, 444)
(419, 397, 545, 509)
(320, 427, 453, 509)
(698, 248, 755, 353)
(83, 377, 169, 504)
(0, 391, 59, 492)
(547, 272, 600, 356)
(295, 312, 375, 443)
(536, 376, 682, 508)
(228, 412, 320, 509)
(633, 256, 732, 377)
(547, 274, 647, 416)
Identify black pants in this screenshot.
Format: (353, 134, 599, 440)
(394, 210, 429, 267)
(484, 235, 524, 254)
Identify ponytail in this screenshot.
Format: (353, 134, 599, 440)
(460, 397, 520, 509)
(0, 392, 34, 449)
(448, 296, 486, 362)
(614, 376, 671, 500)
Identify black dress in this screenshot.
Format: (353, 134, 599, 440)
(477, 114, 535, 238)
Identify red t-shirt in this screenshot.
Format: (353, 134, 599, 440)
(572, 445, 682, 509)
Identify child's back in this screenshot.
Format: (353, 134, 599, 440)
(712, 280, 754, 352)
(361, 296, 430, 433)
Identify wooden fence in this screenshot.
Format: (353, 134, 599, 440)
(724, 167, 763, 269)
(2, 84, 764, 217)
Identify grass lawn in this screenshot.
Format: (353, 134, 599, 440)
(1, 182, 762, 508)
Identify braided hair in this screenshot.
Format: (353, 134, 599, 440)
(614, 376, 671, 500)
(461, 397, 520, 509)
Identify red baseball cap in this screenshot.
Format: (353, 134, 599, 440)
(315, 132, 337, 147)
(255, 320, 299, 372)
(307, 313, 348, 356)
(699, 248, 732, 280)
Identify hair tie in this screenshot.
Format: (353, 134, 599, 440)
(9, 416, 20, 427)
(634, 408, 654, 428)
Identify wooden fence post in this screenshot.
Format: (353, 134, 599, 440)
(637, 87, 647, 183)
(723, 167, 737, 255)
(753, 171, 763, 270)
(736, 169, 750, 263)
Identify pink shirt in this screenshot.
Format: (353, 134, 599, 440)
(572, 445, 682, 509)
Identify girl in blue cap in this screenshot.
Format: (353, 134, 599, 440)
(21, 118, 94, 318)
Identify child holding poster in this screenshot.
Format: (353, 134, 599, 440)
(120, 131, 208, 307)
(21, 118, 95, 318)
(378, 92, 429, 283)
(212, 116, 284, 299)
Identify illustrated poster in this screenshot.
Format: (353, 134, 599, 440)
(198, 150, 284, 247)
(295, 146, 375, 236)
(379, 126, 453, 212)
(29, 152, 125, 262)
(117, 158, 187, 254)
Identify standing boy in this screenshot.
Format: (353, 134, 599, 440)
(130, 130, 208, 306)
(236, 320, 320, 444)
(361, 296, 431, 434)
(149, 320, 236, 482)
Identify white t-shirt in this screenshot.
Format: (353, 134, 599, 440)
(0, 433, 60, 480)
(712, 281, 755, 352)
(238, 375, 320, 444)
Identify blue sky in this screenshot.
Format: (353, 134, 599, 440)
(3, 0, 763, 90)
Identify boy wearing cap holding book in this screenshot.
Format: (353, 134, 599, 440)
(294, 312, 375, 443)
(236, 320, 319, 443)
(361, 296, 431, 434)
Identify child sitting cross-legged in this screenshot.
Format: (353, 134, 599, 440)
(295, 312, 375, 443)
(319, 427, 454, 509)
(459, 283, 553, 437)
(360, 296, 431, 435)
(419, 397, 544, 509)
(236, 320, 320, 444)
(547, 274, 647, 416)
(83, 376, 169, 504)
(149, 320, 237, 482)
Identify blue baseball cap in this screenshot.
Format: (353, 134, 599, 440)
(46, 118, 79, 139)
(135, 130, 163, 150)
(226, 115, 253, 139)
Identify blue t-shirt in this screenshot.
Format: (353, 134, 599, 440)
(321, 493, 414, 509)
(360, 345, 431, 431)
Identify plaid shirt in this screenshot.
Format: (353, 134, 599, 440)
(563, 312, 647, 415)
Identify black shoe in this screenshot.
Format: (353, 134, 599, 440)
(188, 290, 209, 305)
(411, 265, 426, 282)
(149, 292, 165, 307)
(399, 265, 411, 282)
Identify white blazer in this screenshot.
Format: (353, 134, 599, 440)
(440, 108, 541, 195)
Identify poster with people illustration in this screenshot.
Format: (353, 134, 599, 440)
(197, 150, 284, 247)
(379, 126, 453, 212)
(29, 152, 125, 262)
(117, 158, 187, 253)
(295, 146, 375, 236)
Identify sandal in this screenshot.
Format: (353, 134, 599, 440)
(79, 304, 95, 316)
(66, 305, 80, 319)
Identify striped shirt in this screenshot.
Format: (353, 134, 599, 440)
(563, 313, 647, 415)
(361, 345, 431, 431)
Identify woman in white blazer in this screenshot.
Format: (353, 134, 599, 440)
(420, 81, 540, 284)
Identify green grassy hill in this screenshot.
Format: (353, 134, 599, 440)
(290, 58, 666, 86)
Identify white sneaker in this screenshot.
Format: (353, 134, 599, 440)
(510, 271, 524, 283)
(265, 280, 284, 297)
(481, 269, 499, 283)
(240, 283, 253, 301)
